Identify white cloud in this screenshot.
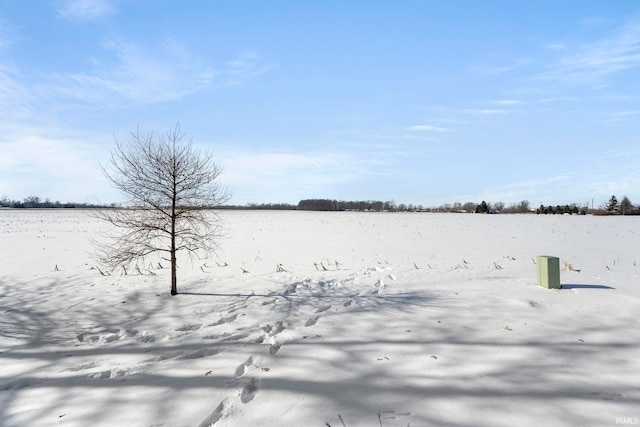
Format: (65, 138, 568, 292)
(56, 0, 118, 21)
(0, 133, 112, 201)
(54, 40, 268, 107)
(611, 110, 640, 117)
(460, 109, 514, 115)
(488, 99, 524, 106)
(597, 110, 640, 126)
(0, 64, 43, 129)
(545, 43, 567, 51)
(404, 125, 447, 132)
(546, 17, 640, 84)
(472, 149, 640, 206)
(536, 96, 578, 104)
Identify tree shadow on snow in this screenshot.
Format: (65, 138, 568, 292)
(2, 275, 639, 427)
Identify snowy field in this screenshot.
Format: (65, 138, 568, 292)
(1, 209, 639, 427)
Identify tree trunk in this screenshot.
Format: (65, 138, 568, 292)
(170, 249, 177, 295)
(170, 164, 178, 295)
(170, 213, 178, 295)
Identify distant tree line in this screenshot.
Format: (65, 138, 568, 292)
(218, 202, 297, 210)
(4, 194, 638, 215)
(535, 204, 584, 215)
(594, 195, 639, 215)
(0, 195, 116, 209)
(297, 199, 391, 211)
(429, 200, 533, 214)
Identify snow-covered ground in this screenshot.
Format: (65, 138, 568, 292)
(1, 210, 639, 427)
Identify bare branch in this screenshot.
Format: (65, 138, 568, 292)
(93, 123, 230, 295)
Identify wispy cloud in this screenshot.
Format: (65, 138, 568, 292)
(546, 16, 640, 84)
(597, 110, 640, 126)
(404, 125, 448, 132)
(472, 149, 640, 206)
(56, 0, 118, 21)
(545, 43, 567, 51)
(460, 109, 514, 115)
(488, 99, 525, 106)
(0, 20, 16, 51)
(536, 96, 579, 104)
(54, 39, 268, 107)
(471, 57, 534, 76)
(0, 133, 111, 200)
(0, 64, 43, 130)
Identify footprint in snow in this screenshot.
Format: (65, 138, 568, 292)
(240, 377, 260, 404)
(175, 324, 202, 332)
(315, 304, 331, 313)
(305, 316, 319, 327)
(208, 313, 238, 327)
(262, 321, 285, 337)
(87, 367, 140, 379)
(268, 342, 281, 355)
(220, 332, 251, 342)
(198, 399, 229, 427)
(235, 357, 254, 378)
(76, 328, 121, 344)
(176, 347, 223, 360)
(65, 360, 102, 372)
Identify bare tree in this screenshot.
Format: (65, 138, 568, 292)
(619, 196, 633, 215)
(517, 200, 530, 213)
(95, 124, 230, 295)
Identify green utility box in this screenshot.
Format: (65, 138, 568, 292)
(537, 256, 561, 289)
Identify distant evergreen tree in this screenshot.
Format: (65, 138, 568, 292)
(475, 201, 489, 214)
(606, 195, 619, 212)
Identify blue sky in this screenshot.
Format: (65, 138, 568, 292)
(1, 1, 640, 207)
